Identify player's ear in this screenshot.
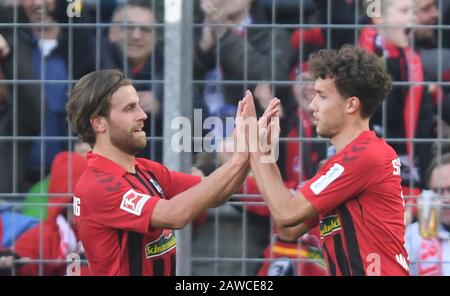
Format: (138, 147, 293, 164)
(346, 96, 361, 115)
(90, 116, 107, 133)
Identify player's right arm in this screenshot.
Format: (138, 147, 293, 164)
(151, 152, 247, 229)
(81, 99, 250, 233)
(81, 151, 248, 233)
(151, 99, 249, 229)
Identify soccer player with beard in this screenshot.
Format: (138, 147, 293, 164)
(66, 69, 253, 275)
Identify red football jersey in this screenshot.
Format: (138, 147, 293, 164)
(74, 153, 201, 276)
(300, 131, 409, 276)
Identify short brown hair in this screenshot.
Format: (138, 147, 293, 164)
(66, 69, 132, 146)
(309, 45, 392, 118)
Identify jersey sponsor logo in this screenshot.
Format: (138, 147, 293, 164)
(310, 163, 344, 195)
(120, 189, 152, 216)
(320, 215, 342, 238)
(145, 230, 176, 258)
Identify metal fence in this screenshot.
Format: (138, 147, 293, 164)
(0, 0, 450, 276)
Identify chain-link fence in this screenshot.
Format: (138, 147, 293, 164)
(1, 0, 450, 276)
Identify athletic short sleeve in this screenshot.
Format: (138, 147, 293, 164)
(83, 176, 161, 234)
(300, 149, 382, 215)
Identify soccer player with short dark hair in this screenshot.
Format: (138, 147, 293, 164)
(244, 45, 410, 276)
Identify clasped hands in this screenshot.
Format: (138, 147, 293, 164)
(230, 90, 281, 164)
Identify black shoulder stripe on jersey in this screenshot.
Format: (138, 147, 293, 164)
(133, 172, 156, 196)
(137, 168, 166, 199)
(122, 175, 145, 276)
(147, 171, 165, 198)
(123, 175, 141, 191)
(128, 231, 143, 276)
(333, 233, 351, 276)
(323, 245, 336, 276)
(338, 203, 365, 276)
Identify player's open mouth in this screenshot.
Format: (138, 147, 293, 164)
(133, 128, 145, 134)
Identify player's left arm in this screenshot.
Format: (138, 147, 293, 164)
(243, 91, 318, 228)
(277, 222, 312, 242)
(250, 155, 318, 227)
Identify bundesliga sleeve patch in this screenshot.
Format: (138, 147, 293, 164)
(120, 189, 152, 216)
(310, 163, 344, 195)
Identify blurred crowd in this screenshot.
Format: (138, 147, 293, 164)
(1, 0, 450, 276)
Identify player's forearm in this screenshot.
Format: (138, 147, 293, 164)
(250, 153, 308, 227)
(167, 156, 248, 227)
(211, 162, 250, 207)
(277, 223, 311, 242)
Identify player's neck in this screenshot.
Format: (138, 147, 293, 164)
(92, 144, 136, 173)
(331, 120, 369, 153)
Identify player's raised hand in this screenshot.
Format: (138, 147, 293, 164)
(258, 98, 280, 162)
(242, 90, 257, 119)
(232, 98, 250, 163)
(242, 91, 280, 162)
(259, 97, 280, 129)
(259, 97, 281, 139)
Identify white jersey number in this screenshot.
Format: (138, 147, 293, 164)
(73, 196, 81, 216)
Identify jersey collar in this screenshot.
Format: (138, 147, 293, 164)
(87, 152, 142, 177)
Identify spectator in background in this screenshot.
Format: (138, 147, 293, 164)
(412, 0, 450, 146)
(0, 29, 41, 196)
(360, 0, 436, 191)
(406, 153, 450, 276)
(257, 227, 327, 276)
(0, 0, 103, 193)
(21, 141, 91, 220)
(283, 63, 327, 184)
(412, 0, 450, 49)
(413, 0, 439, 50)
(444, 94, 450, 128)
(259, 0, 317, 25)
(108, 0, 164, 162)
(413, 0, 450, 96)
(315, 0, 359, 49)
(0, 151, 87, 276)
(194, 0, 296, 128)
